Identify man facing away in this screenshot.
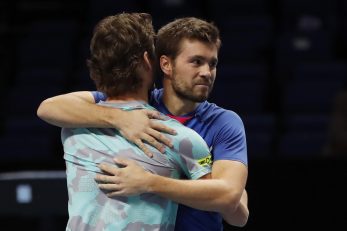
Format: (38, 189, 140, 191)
(57, 12, 212, 231)
(38, 17, 249, 231)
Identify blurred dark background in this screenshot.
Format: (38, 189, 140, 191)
(0, 0, 346, 230)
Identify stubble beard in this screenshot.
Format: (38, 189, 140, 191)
(171, 77, 213, 103)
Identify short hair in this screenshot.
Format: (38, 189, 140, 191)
(87, 13, 155, 97)
(156, 17, 221, 60)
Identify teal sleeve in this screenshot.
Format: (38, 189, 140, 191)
(168, 126, 212, 180)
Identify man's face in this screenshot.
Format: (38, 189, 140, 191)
(170, 39, 218, 102)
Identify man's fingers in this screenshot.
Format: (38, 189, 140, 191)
(107, 191, 126, 197)
(141, 133, 166, 153)
(134, 139, 153, 158)
(113, 157, 135, 167)
(98, 163, 119, 175)
(95, 174, 117, 184)
(145, 110, 166, 120)
(150, 121, 177, 135)
(147, 128, 173, 149)
(99, 185, 129, 197)
(98, 183, 120, 191)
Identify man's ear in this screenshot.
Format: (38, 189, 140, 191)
(160, 55, 172, 76)
(143, 51, 152, 71)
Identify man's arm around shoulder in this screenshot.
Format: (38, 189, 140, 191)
(37, 91, 116, 128)
(97, 159, 249, 227)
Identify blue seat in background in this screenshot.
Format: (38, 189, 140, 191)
(207, 0, 270, 20)
(26, 19, 80, 37)
(217, 16, 273, 63)
(279, 0, 338, 14)
(277, 113, 331, 158)
(87, 0, 142, 26)
(275, 31, 334, 65)
(217, 63, 268, 81)
(17, 36, 75, 70)
(210, 63, 268, 114)
(6, 85, 63, 116)
(280, 79, 343, 115)
(278, 0, 339, 34)
(274, 30, 335, 83)
(0, 134, 55, 163)
(15, 68, 68, 86)
(243, 114, 277, 159)
(3, 116, 57, 137)
(277, 131, 327, 158)
(210, 80, 266, 114)
(147, 0, 204, 29)
(0, 116, 59, 164)
(293, 62, 347, 82)
(16, 19, 79, 70)
(282, 114, 330, 133)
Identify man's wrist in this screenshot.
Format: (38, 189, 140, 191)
(100, 106, 124, 129)
(144, 171, 158, 193)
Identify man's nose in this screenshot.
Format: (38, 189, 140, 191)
(200, 64, 212, 78)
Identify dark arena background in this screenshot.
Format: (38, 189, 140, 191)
(0, 0, 346, 230)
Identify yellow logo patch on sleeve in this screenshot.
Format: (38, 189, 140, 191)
(198, 154, 212, 167)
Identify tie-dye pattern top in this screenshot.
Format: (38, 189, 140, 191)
(61, 101, 212, 231)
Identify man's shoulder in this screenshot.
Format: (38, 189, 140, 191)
(197, 101, 244, 126)
(163, 118, 207, 145)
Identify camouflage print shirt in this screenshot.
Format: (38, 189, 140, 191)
(61, 101, 212, 231)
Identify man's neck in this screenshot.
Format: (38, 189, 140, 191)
(107, 90, 148, 103)
(162, 88, 199, 116)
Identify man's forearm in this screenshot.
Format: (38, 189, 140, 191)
(146, 173, 241, 213)
(37, 91, 121, 128)
(37, 91, 177, 155)
(97, 158, 249, 226)
(147, 174, 249, 227)
(222, 190, 249, 227)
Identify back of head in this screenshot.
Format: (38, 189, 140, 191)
(87, 13, 156, 97)
(156, 17, 221, 60)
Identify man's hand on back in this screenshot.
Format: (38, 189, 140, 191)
(116, 109, 176, 157)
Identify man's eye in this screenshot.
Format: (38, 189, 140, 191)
(210, 61, 217, 68)
(193, 59, 202, 65)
